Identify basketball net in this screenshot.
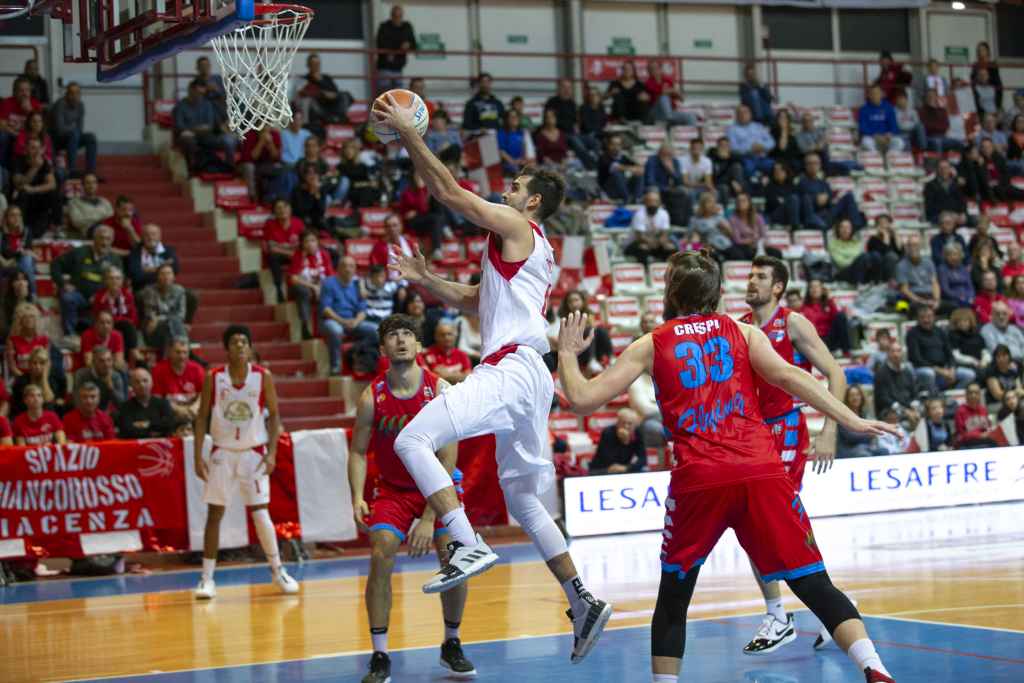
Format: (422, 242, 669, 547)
(210, 4, 312, 136)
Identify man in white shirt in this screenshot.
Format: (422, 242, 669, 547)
(624, 189, 675, 264)
(678, 138, 714, 201)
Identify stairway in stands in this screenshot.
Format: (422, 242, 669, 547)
(95, 155, 348, 431)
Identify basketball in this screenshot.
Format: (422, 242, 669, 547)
(371, 88, 429, 143)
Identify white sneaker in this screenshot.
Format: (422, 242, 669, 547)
(742, 613, 796, 655)
(273, 567, 299, 594)
(422, 533, 498, 594)
(567, 596, 613, 664)
(194, 577, 216, 600)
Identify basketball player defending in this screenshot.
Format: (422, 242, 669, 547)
(374, 95, 612, 663)
(740, 255, 848, 655)
(348, 315, 476, 682)
(193, 325, 299, 599)
(557, 252, 897, 683)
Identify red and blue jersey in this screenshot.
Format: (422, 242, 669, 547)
(369, 368, 442, 490)
(650, 313, 782, 492)
(740, 306, 813, 421)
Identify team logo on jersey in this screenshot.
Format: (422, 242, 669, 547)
(222, 400, 254, 424)
(772, 423, 783, 435)
(424, 384, 435, 400)
(773, 331, 786, 342)
(378, 414, 411, 434)
(773, 318, 785, 328)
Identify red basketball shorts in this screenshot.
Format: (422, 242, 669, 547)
(765, 408, 811, 490)
(367, 476, 464, 542)
(660, 474, 824, 583)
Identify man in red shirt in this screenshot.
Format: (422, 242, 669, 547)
(288, 230, 335, 339)
(102, 195, 143, 255)
(153, 337, 206, 422)
(0, 77, 43, 155)
(370, 213, 418, 275)
(419, 322, 471, 384)
(13, 385, 65, 446)
(80, 310, 126, 370)
(1001, 241, 1024, 287)
(954, 383, 999, 448)
(974, 270, 1007, 324)
(62, 382, 116, 442)
(643, 58, 694, 126)
(263, 198, 305, 302)
(398, 172, 448, 258)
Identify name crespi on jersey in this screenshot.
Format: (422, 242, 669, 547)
(674, 319, 722, 336)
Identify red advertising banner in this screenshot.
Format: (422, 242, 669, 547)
(0, 440, 189, 558)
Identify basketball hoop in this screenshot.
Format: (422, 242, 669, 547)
(210, 3, 312, 136)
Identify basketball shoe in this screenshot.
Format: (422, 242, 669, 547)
(439, 638, 477, 678)
(194, 577, 216, 600)
(361, 651, 390, 683)
(272, 567, 299, 594)
(865, 668, 895, 682)
(567, 594, 613, 663)
(743, 613, 796, 655)
(422, 534, 497, 594)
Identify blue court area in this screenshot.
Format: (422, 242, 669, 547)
(73, 612, 1024, 682)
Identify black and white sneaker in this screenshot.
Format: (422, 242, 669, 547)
(361, 651, 391, 683)
(567, 595, 613, 664)
(742, 613, 796, 655)
(813, 628, 833, 650)
(422, 534, 498, 594)
(439, 638, 477, 678)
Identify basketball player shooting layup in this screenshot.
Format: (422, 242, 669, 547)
(348, 314, 476, 683)
(374, 94, 613, 664)
(740, 255, 850, 655)
(557, 251, 898, 683)
(193, 324, 299, 599)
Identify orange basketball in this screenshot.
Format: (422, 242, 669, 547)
(371, 88, 429, 143)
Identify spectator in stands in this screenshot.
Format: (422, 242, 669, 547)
(152, 337, 205, 422)
(72, 345, 123, 414)
(975, 270, 1007, 325)
(977, 112, 1008, 151)
(770, 109, 803, 173)
(687, 191, 732, 255)
(12, 385, 65, 446)
(399, 171, 450, 259)
(739, 63, 773, 125)
(724, 192, 771, 261)
(139, 263, 187, 355)
(893, 92, 925, 151)
(644, 143, 683, 194)
(829, 218, 873, 285)
(194, 56, 226, 117)
(919, 88, 960, 155)
(496, 110, 534, 174)
(290, 166, 328, 234)
(797, 152, 863, 231)
(420, 321, 471, 384)
(462, 72, 504, 132)
(5, 302, 49, 377)
(907, 305, 975, 392)
(1007, 275, 1024, 326)
(337, 138, 380, 207)
(546, 78, 598, 164)
(127, 223, 179, 291)
(874, 51, 912, 102)
(53, 225, 121, 336)
(628, 364, 663, 451)
(240, 125, 284, 203)
(924, 59, 949, 98)
(1008, 115, 1024, 175)
(1, 205, 36, 295)
(801, 279, 851, 354)
(0, 271, 33, 340)
(922, 397, 954, 451)
(1006, 91, 1024, 129)
(91, 265, 139, 361)
(81, 310, 125, 371)
(14, 111, 54, 164)
(727, 104, 775, 179)
(958, 143, 994, 203)
(548, 291, 611, 375)
(62, 382, 116, 442)
(172, 79, 236, 173)
(534, 109, 569, 166)
(577, 86, 607, 169)
(897, 234, 943, 314)
(545, 78, 578, 134)
(320, 255, 376, 375)
(294, 136, 345, 206)
(455, 309, 481, 366)
(795, 111, 828, 160)
(408, 77, 437, 117)
(955, 383, 998, 449)
(643, 58, 692, 126)
(873, 342, 923, 417)
(678, 138, 714, 202)
(970, 213, 1002, 257)
(708, 136, 747, 202)
(981, 344, 1020, 406)
(50, 82, 97, 177)
(763, 162, 801, 229)
(375, 4, 416, 91)
(998, 389, 1019, 422)
(607, 61, 649, 123)
(296, 54, 351, 128)
(864, 214, 902, 282)
(858, 84, 903, 153)
(362, 264, 400, 326)
(263, 198, 304, 303)
(424, 109, 461, 156)
(837, 386, 879, 458)
(288, 231, 334, 340)
(67, 173, 113, 238)
(979, 138, 1024, 202)
(930, 211, 968, 265)
(370, 213, 417, 274)
(102, 194, 142, 256)
(598, 134, 643, 204)
(982, 301, 1024, 361)
(508, 96, 535, 130)
(624, 189, 675, 264)
(971, 41, 1003, 115)
(938, 242, 974, 310)
(0, 77, 43, 163)
(971, 239, 1002, 294)
(11, 138, 58, 238)
(950, 307, 988, 372)
(21, 59, 48, 104)
(280, 109, 312, 167)
(117, 367, 177, 439)
(11, 346, 67, 418)
(589, 408, 645, 475)
(924, 159, 968, 226)
(1001, 242, 1024, 287)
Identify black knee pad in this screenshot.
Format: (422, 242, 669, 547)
(786, 571, 861, 635)
(650, 568, 699, 659)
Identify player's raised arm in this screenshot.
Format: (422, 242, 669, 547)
(193, 371, 214, 481)
(788, 312, 846, 472)
(347, 385, 376, 533)
(558, 311, 653, 414)
(744, 323, 895, 437)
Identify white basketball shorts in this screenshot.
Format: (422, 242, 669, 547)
(203, 447, 271, 507)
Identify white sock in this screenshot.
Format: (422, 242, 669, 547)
(765, 595, 787, 621)
(562, 575, 589, 616)
(201, 557, 216, 582)
(251, 508, 283, 572)
(444, 619, 460, 641)
(653, 675, 678, 682)
(440, 508, 476, 547)
(847, 638, 889, 676)
(370, 627, 388, 653)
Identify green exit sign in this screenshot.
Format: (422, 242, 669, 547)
(693, 38, 713, 49)
(944, 46, 969, 64)
(507, 34, 528, 45)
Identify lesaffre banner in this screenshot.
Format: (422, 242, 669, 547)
(563, 447, 1024, 538)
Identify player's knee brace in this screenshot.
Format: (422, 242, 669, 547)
(786, 571, 861, 635)
(651, 569, 699, 659)
(500, 479, 566, 561)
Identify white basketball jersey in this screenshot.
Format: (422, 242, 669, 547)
(479, 220, 555, 359)
(210, 364, 269, 450)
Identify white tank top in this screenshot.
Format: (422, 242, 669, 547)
(210, 363, 269, 451)
(478, 220, 554, 360)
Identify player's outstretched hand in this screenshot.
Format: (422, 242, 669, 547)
(354, 499, 370, 534)
(407, 520, 433, 558)
(559, 311, 595, 356)
(372, 92, 417, 136)
(259, 452, 277, 477)
(846, 416, 903, 439)
(389, 243, 428, 283)
(810, 431, 836, 475)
